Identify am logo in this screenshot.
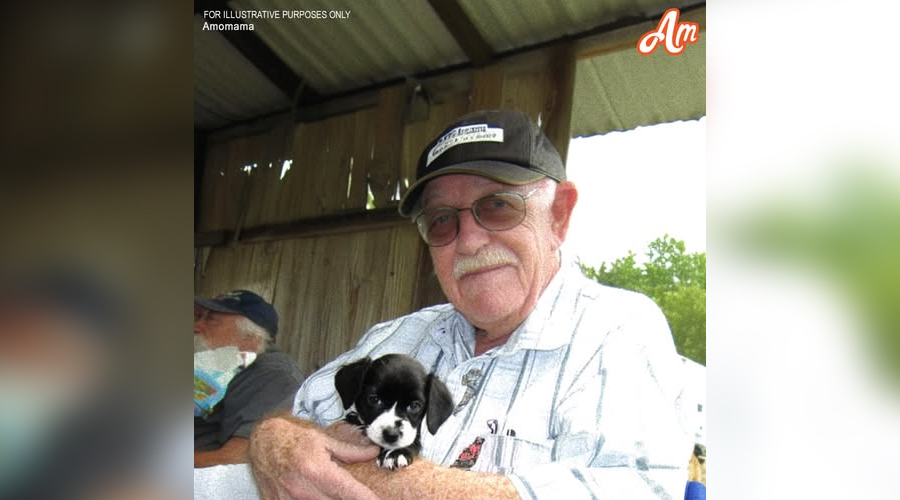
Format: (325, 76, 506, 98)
(637, 8, 700, 56)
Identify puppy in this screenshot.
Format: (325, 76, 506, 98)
(335, 354, 454, 470)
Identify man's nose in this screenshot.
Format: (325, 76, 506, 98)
(455, 209, 489, 253)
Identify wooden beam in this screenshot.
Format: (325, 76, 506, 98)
(542, 42, 577, 164)
(368, 87, 406, 208)
(218, 27, 308, 102)
(206, 90, 381, 144)
(427, 0, 494, 67)
(194, 208, 409, 248)
(195, 0, 316, 102)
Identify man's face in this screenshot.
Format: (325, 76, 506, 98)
(193, 305, 246, 351)
(421, 174, 563, 331)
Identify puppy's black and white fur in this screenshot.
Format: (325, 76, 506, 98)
(335, 354, 454, 470)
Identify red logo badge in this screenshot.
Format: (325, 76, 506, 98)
(637, 8, 700, 56)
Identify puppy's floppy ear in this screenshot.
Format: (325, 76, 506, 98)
(334, 357, 371, 409)
(424, 373, 454, 434)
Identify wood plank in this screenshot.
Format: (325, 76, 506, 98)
(468, 64, 505, 111)
(317, 234, 355, 367)
(194, 208, 408, 248)
(197, 225, 434, 374)
(206, 91, 380, 145)
(348, 108, 375, 211)
(502, 69, 546, 120)
(381, 226, 422, 318)
(368, 85, 406, 209)
(297, 119, 327, 218)
(320, 114, 355, 214)
(270, 237, 316, 373)
(281, 123, 309, 222)
(542, 42, 577, 164)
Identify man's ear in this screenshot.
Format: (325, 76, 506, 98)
(334, 357, 371, 409)
(549, 180, 578, 248)
(424, 373, 454, 434)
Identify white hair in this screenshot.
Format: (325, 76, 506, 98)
(532, 177, 558, 206)
(236, 316, 273, 354)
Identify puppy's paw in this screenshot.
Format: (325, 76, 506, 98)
(377, 449, 413, 470)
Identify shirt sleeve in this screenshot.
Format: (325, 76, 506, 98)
(509, 293, 692, 500)
(292, 321, 395, 425)
(292, 305, 457, 425)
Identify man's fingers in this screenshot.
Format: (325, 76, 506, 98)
(316, 463, 381, 500)
(250, 417, 380, 500)
(327, 438, 380, 465)
(324, 421, 372, 447)
(279, 460, 380, 500)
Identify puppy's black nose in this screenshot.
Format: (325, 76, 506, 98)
(382, 428, 400, 443)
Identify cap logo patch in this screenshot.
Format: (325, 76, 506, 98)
(426, 124, 503, 167)
(215, 291, 242, 304)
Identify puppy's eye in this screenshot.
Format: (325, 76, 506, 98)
(367, 394, 382, 407)
(407, 401, 422, 413)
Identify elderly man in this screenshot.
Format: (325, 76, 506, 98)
(194, 289, 304, 468)
(249, 110, 690, 499)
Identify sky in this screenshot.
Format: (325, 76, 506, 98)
(562, 117, 706, 268)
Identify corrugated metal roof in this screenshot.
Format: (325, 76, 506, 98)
(194, 1, 705, 134)
(231, 0, 467, 94)
(571, 34, 706, 137)
(194, 16, 290, 129)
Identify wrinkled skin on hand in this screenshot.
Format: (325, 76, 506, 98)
(249, 416, 381, 500)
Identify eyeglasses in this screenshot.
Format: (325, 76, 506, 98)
(414, 187, 540, 247)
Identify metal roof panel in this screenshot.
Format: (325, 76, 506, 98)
(194, 15, 290, 130)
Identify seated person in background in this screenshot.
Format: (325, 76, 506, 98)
(194, 289, 304, 468)
(249, 110, 692, 500)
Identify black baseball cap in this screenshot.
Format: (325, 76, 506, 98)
(398, 109, 566, 217)
(194, 290, 278, 337)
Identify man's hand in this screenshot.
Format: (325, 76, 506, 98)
(323, 421, 372, 447)
(249, 416, 381, 500)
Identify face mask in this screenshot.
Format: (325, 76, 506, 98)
(194, 346, 257, 418)
(194, 334, 210, 353)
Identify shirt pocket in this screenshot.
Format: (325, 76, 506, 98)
(486, 435, 556, 475)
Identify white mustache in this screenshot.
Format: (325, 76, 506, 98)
(453, 247, 518, 279)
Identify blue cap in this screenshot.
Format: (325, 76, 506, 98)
(194, 290, 278, 337)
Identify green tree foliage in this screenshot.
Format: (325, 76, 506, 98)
(580, 235, 706, 364)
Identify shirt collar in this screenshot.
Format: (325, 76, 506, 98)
(428, 306, 477, 362)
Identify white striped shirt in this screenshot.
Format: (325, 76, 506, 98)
(294, 258, 692, 500)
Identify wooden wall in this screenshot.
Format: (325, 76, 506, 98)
(195, 227, 421, 374)
(195, 43, 576, 375)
